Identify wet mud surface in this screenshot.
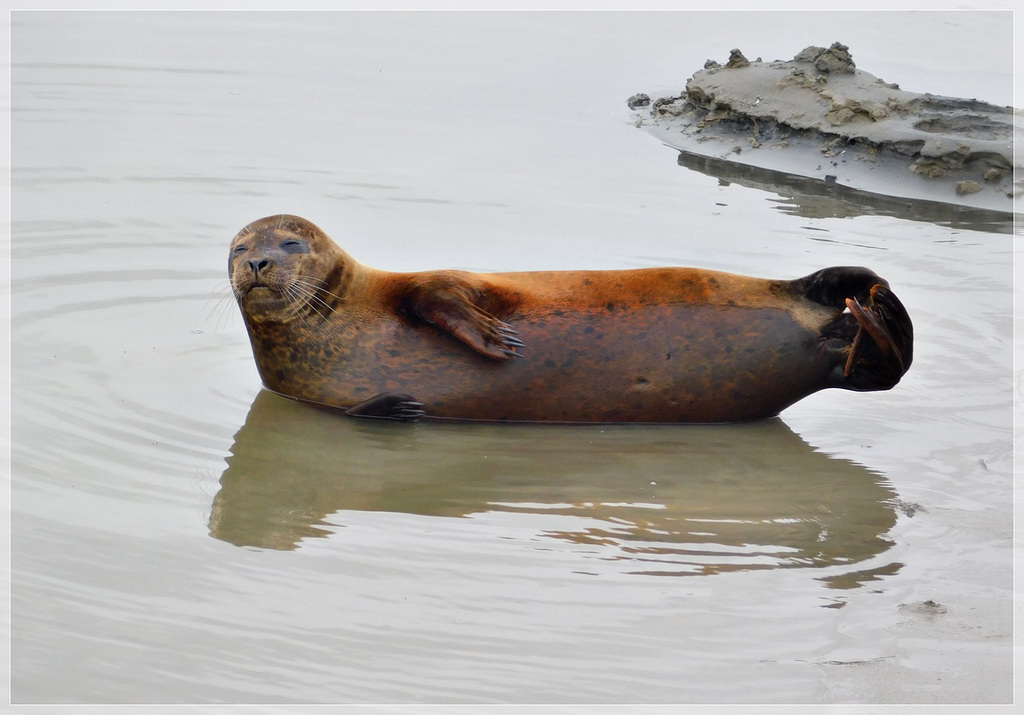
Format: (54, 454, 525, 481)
(630, 43, 1020, 214)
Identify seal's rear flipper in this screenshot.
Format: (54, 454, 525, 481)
(346, 393, 426, 422)
(842, 283, 914, 390)
(795, 266, 913, 391)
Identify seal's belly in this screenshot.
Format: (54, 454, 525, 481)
(314, 303, 831, 423)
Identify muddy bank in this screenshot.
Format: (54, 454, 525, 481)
(630, 43, 1020, 213)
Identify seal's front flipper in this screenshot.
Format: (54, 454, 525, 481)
(431, 305, 524, 360)
(404, 280, 524, 361)
(346, 393, 426, 422)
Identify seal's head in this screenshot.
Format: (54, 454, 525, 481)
(229, 214, 353, 324)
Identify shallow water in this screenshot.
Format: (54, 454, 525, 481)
(9, 10, 1014, 706)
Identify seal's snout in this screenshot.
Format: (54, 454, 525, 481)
(231, 245, 278, 296)
(248, 258, 270, 278)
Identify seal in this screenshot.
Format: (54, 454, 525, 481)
(229, 214, 913, 423)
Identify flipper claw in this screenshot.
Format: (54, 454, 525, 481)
(347, 392, 425, 422)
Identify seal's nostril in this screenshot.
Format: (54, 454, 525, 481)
(249, 258, 269, 275)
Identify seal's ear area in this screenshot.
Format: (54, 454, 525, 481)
(402, 277, 525, 361)
(794, 266, 887, 309)
(841, 283, 914, 391)
(346, 392, 425, 421)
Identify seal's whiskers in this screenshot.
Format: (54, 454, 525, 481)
(290, 279, 337, 317)
(295, 276, 346, 304)
(206, 280, 239, 334)
(282, 281, 334, 327)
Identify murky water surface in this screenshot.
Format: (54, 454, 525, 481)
(10, 10, 1014, 706)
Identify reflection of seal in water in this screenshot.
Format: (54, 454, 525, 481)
(212, 389, 899, 580)
(229, 214, 913, 423)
